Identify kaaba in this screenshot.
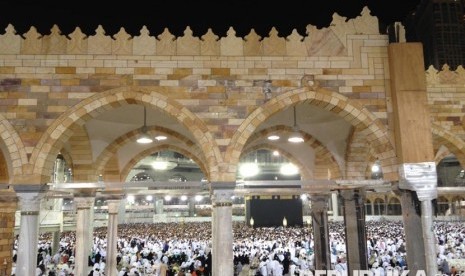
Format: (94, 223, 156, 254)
(245, 195, 303, 227)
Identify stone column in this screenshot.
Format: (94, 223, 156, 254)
(0, 193, 18, 276)
(188, 197, 196, 217)
(399, 162, 438, 275)
(105, 199, 121, 276)
(52, 231, 61, 254)
(74, 196, 95, 276)
(331, 192, 339, 217)
(211, 182, 234, 276)
(154, 197, 164, 214)
(118, 197, 126, 224)
(310, 195, 331, 270)
(340, 189, 368, 273)
(14, 186, 47, 276)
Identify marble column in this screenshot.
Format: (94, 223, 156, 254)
(74, 197, 95, 276)
(105, 199, 121, 276)
(211, 184, 234, 276)
(52, 231, 61, 254)
(0, 193, 18, 276)
(14, 186, 47, 276)
(340, 189, 368, 273)
(331, 192, 339, 217)
(399, 162, 438, 275)
(310, 195, 331, 270)
(154, 197, 164, 214)
(188, 197, 196, 217)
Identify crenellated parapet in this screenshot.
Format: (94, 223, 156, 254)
(426, 64, 465, 85)
(0, 7, 379, 56)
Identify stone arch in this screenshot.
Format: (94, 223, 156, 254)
(94, 125, 206, 178)
(30, 88, 219, 183)
(227, 88, 394, 180)
(241, 144, 312, 180)
(432, 123, 465, 167)
(120, 145, 208, 181)
(246, 126, 342, 179)
(0, 113, 28, 180)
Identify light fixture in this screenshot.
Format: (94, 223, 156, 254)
(155, 135, 167, 141)
(239, 163, 260, 178)
(146, 195, 153, 201)
(280, 163, 299, 175)
(272, 150, 280, 156)
(283, 217, 288, 227)
(288, 106, 304, 143)
(195, 195, 203, 202)
(371, 159, 383, 179)
(136, 106, 153, 144)
(267, 135, 280, 141)
(250, 217, 255, 228)
(164, 195, 172, 201)
(180, 195, 188, 201)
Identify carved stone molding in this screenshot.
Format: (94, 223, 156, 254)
(426, 64, 465, 85)
(0, 6, 383, 56)
(17, 192, 44, 212)
(74, 197, 95, 210)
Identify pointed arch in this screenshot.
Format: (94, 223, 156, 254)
(432, 123, 465, 168)
(30, 88, 219, 183)
(226, 87, 394, 179)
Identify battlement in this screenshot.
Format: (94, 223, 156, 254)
(0, 7, 380, 56)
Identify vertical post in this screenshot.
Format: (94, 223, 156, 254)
(74, 196, 95, 276)
(188, 197, 196, 217)
(389, 42, 438, 275)
(331, 193, 339, 217)
(105, 199, 121, 276)
(310, 195, 331, 270)
(14, 186, 47, 276)
(340, 189, 368, 273)
(211, 182, 234, 276)
(0, 193, 17, 276)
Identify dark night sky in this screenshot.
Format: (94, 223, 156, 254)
(0, 0, 422, 37)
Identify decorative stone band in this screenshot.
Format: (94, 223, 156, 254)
(398, 162, 437, 201)
(211, 182, 235, 207)
(310, 195, 329, 213)
(107, 199, 122, 214)
(212, 202, 233, 207)
(74, 197, 95, 210)
(20, 211, 40, 216)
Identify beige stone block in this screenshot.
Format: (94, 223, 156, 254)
(177, 27, 200, 55)
(156, 28, 176, 55)
(132, 26, 156, 55)
(18, 99, 37, 106)
(30, 85, 50, 93)
(0, 25, 21, 54)
(20, 26, 42, 54)
(201, 29, 220, 56)
(112, 27, 133, 55)
(220, 27, 244, 56)
(88, 25, 112, 54)
(42, 25, 67, 54)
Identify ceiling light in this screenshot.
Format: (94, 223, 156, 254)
(180, 195, 188, 201)
(146, 195, 153, 201)
(136, 106, 153, 144)
(152, 160, 177, 170)
(288, 106, 304, 143)
(268, 135, 280, 141)
(239, 163, 260, 178)
(155, 135, 167, 141)
(280, 163, 299, 175)
(272, 150, 280, 156)
(195, 195, 203, 202)
(164, 195, 172, 201)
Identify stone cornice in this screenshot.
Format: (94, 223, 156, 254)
(0, 7, 381, 56)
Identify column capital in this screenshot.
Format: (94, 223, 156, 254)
(311, 195, 329, 213)
(211, 189, 234, 207)
(74, 197, 95, 210)
(14, 185, 48, 214)
(106, 199, 121, 214)
(398, 162, 437, 201)
(339, 189, 366, 203)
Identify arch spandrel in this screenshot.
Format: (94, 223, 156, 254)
(30, 87, 220, 183)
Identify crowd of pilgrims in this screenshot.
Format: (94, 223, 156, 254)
(11, 220, 465, 275)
